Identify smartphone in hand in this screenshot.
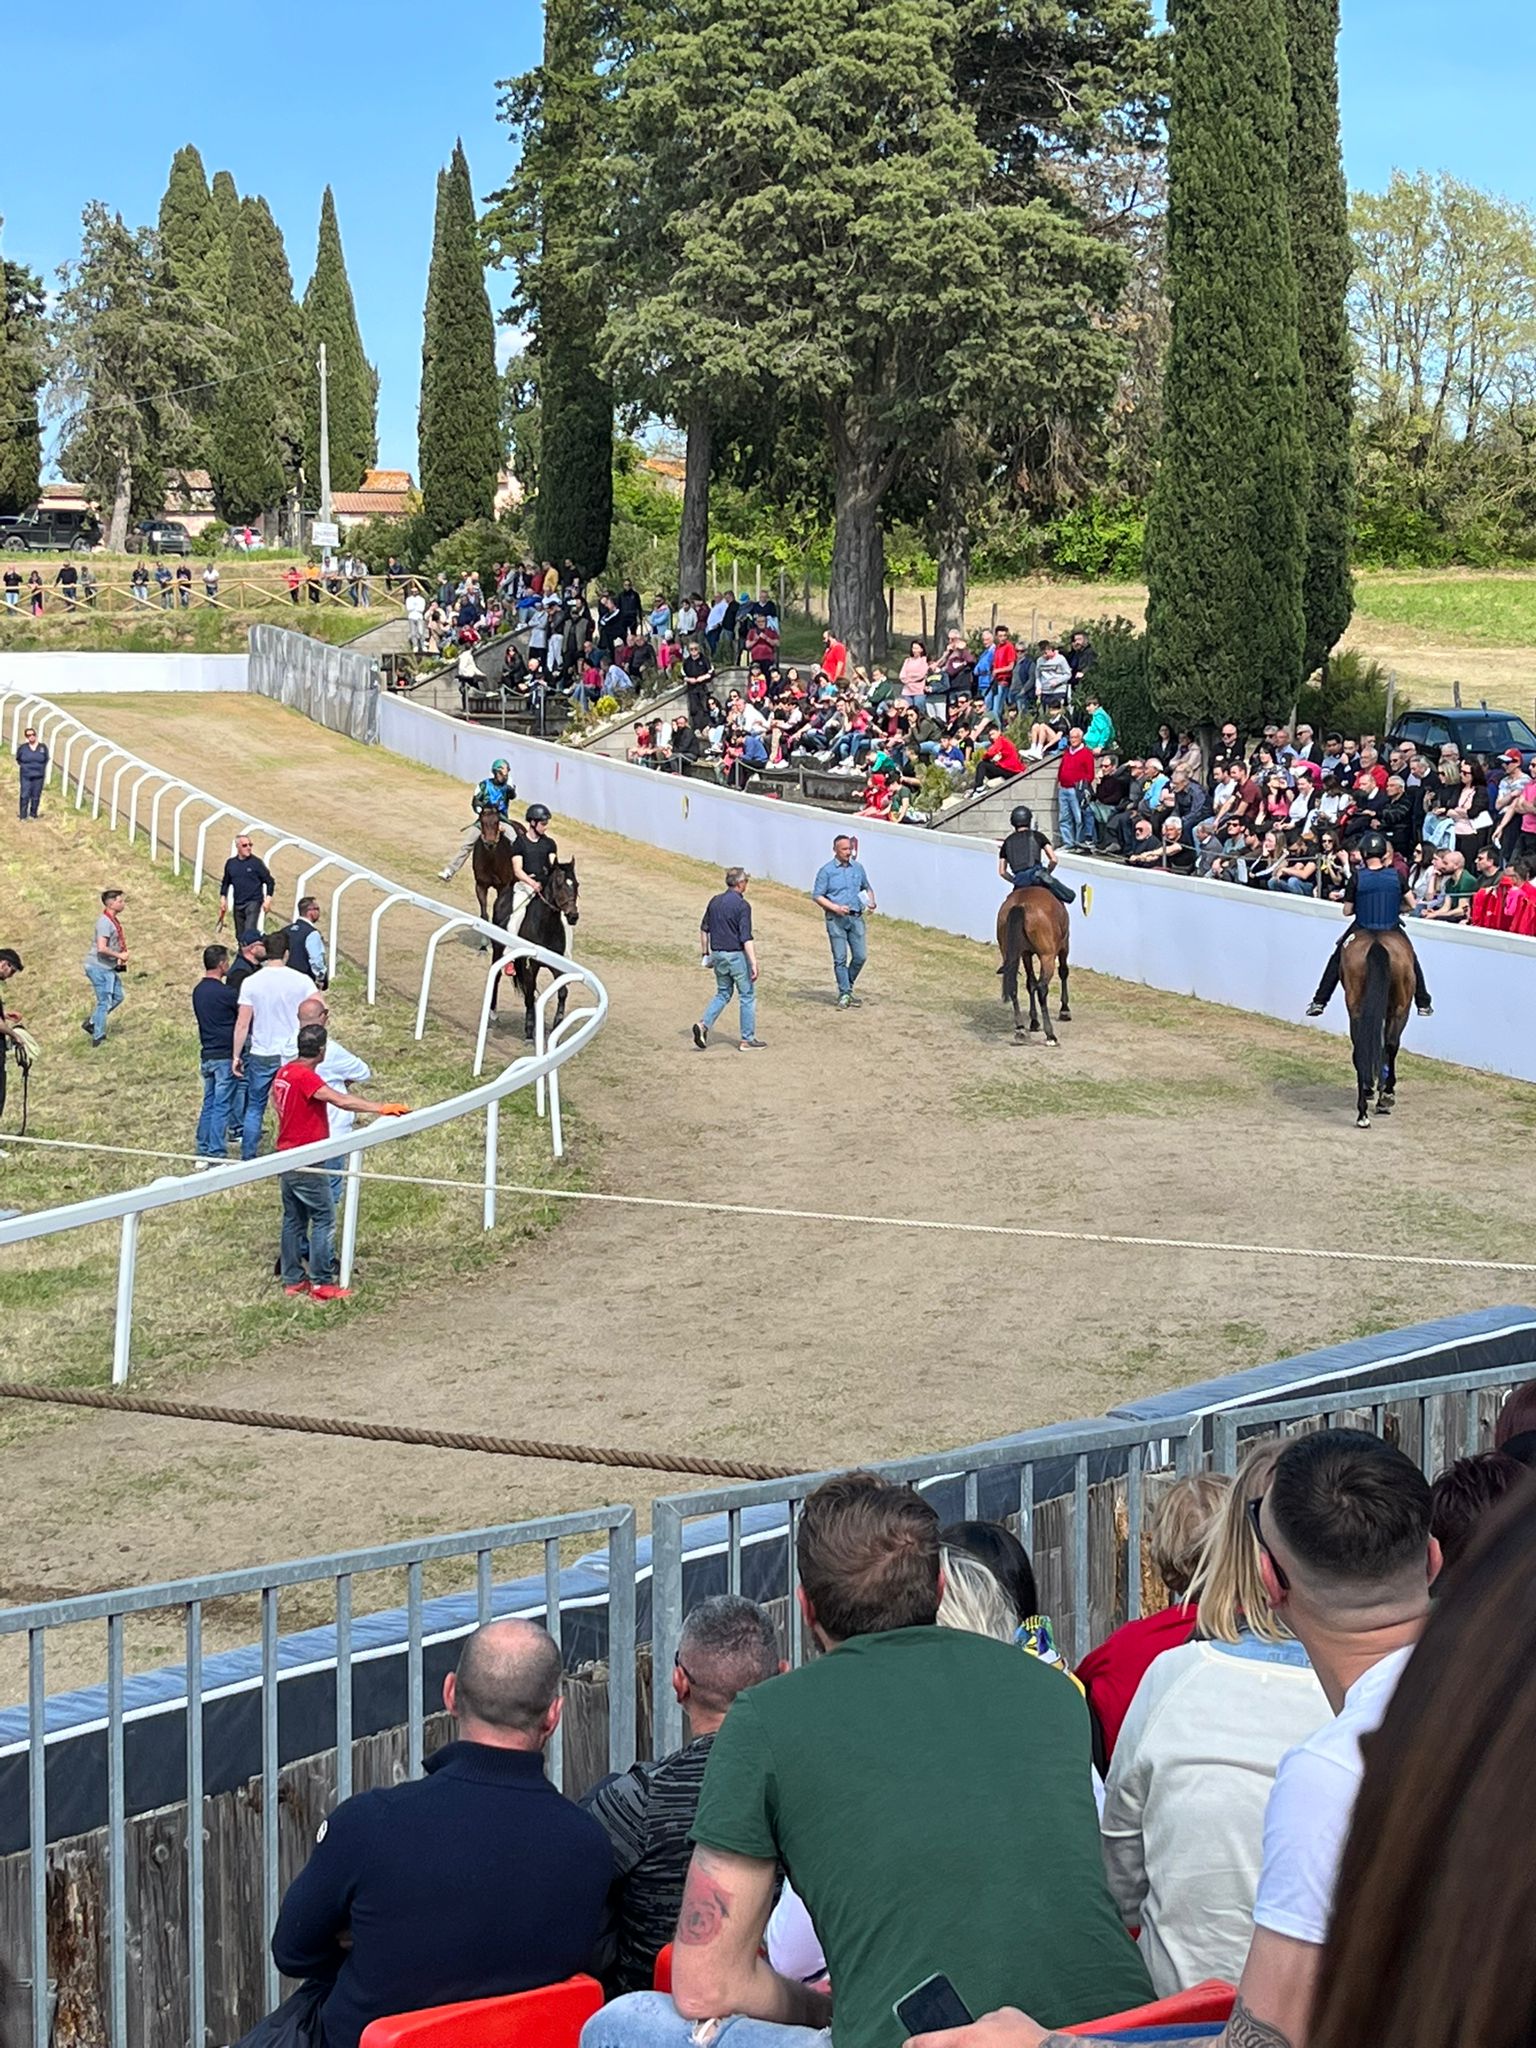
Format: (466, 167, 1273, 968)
(893, 1974, 974, 2039)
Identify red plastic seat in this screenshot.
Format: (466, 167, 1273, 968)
(652, 1945, 673, 1993)
(359, 1973, 604, 2048)
(1060, 1979, 1236, 2035)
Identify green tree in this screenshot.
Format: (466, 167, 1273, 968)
(1287, 0, 1354, 674)
(209, 209, 284, 523)
(240, 195, 307, 517)
(301, 187, 378, 495)
(1144, 0, 1308, 729)
(0, 235, 45, 515)
(490, 0, 613, 575)
(50, 204, 214, 549)
(204, 169, 241, 315)
(418, 142, 501, 541)
(157, 146, 219, 306)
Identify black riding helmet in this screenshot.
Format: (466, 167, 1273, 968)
(525, 803, 553, 826)
(1360, 831, 1389, 860)
(1010, 804, 1034, 829)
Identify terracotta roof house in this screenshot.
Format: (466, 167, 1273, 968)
(332, 469, 415, 527)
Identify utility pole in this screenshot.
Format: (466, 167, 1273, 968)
(317, 341, 333, 550)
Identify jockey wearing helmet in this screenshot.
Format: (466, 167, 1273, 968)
(1306, 830, 1433, 1018)
(998, 803, 1075, 906)
(440, 759, 518, 882)
(507, 803, 559, 932)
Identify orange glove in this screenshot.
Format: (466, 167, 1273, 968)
(373, 1103, 411, 1117)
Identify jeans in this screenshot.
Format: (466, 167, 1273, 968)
(241, 1052, 282, 1159)
(1059, 784, 1091, 849)
(581, 1993, 827, 2048)
(1269, 875, 1314, 895)
(19, 774, 43, 819)
(826, 911, 868, 994)
(280, 1170, 336, 1286)
(83, 962, 124, 1042)
(702, 950, 756, 1039)
(196, 1058, 239, 1156)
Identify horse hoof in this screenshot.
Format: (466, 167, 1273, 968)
(1356, 1114, 1371, 1129)
(1058, 1008, 1072, 1022)
(1046, 1037, 1061, 1048)
(1377, 1093, 1395, 1113)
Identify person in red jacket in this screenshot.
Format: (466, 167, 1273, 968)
(1055, 727, 1099, 851)
(992, 628, 1017, 711)
(972, 728, 1025, 792)
(1506, 862, 1536, 936)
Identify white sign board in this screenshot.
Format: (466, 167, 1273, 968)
(310, 520, 340, 549)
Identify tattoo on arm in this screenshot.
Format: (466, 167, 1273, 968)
(1226, 1997, 1294, 2048)
(676, 1865, 731, 1947)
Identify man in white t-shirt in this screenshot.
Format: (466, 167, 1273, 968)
(404, 588, 428, 654)
(910, 1428, 1436, 2048)
(232, 931, 320, 1159)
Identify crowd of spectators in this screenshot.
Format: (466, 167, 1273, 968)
(260, 1394, 1536, 2048)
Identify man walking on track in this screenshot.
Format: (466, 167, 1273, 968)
(812, 835, 877, 1008)
(272, 1021, 407, 1300)
(82, 888, 129, 1046)
(440, 760, 518, 882)
(693, 869, 765, 1052)
(218, 832, 275, 937)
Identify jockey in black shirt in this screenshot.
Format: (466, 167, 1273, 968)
(998, 805, 1075, 905)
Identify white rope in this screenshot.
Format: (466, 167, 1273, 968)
(5, 1130, 1535, 1276)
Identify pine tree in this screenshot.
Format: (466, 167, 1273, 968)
(418, 143, 501, 540)
(301, 188, 379, 495)
(241, 195, 306, 504)
(1144, 0, 1308, 729)
(0, 240, 44, 515)
(1287, 0, 1354, 675)
(210, 209, 284, 523)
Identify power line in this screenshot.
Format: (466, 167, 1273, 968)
(0, 355, 309, 444)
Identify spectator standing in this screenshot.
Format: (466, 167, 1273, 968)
(271, 1021, 404, 1299)
(81, 888, 129, 1047)
(2, 563, 20, 609)
(15, 725, 48, 820)
(1033, 640, 1073, 719)
(202, 562, 220, 605)
(54, 560, 79, 609)
(175, 561, 192, 608)
(1055, 728, 1097, 850)
(692, 868, 764, 1052)
(821, 629, 849, 685)
(1100, 1445, 1329, 1997)
(404, 586, 427, 653)
(225, 928, 266, 998)
(811, 834, 877, 1009)
(585, 1597, 783, 1996)
(992, 625, 1017, 711)
(217, 832, 275, 938)
(280, 897, 328, 987)
(1076, 1473, 1229, 1769)
(191, 945, 242, 1159)
(273, 1621, 609, 2048)
(231, 930, 316, 1158)
(583, 1473, 1151, 2048)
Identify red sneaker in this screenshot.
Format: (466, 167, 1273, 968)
(283, 1282, 312, 1298)
(309, 1283, 352, 1302)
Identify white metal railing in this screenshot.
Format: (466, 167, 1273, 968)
(0, 688, 609, 1384)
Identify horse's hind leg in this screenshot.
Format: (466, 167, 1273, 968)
(1026, 958, 1041, 1034)
(1037, 951, 1059, 1045)
(1057, 954, 1072, 1023)
(1378, 1022, 1404, 1112)
(1350, 1020, 1373, 1127)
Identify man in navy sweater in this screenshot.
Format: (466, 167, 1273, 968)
(272, 1619, 611, 2048)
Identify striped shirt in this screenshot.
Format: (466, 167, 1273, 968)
(582, 1733, 716, 1993)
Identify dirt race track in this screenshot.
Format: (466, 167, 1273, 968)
(3, 692, 1533, 1629)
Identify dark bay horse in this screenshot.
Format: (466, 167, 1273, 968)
(493, 861, 581, 1038)
(1340, 927, 1415, 1127)
(996, 886, 1071, 1045)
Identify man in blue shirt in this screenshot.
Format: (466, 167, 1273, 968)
(693, 869, 764, 1050)
(1306, 832, 1433, 1017)
(812, 835, 877, 1008)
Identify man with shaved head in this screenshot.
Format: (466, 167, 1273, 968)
(272, 1618, 611, 2048)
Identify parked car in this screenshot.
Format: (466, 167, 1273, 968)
(0, 507, 101, 552)
(1388, 705, 1536, 761)
(126, 519, 192, 556)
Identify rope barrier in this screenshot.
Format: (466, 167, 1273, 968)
(0, 1382, 801, 1482)
(5, 1130, 1536, 1276)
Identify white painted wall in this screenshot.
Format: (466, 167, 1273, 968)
(0, 652, 248, 695)
(377, 691, 1536, 1084)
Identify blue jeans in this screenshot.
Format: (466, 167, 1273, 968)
(280, 1170, 336, 1286)
(702, 950, 756, 1040)
(582, 1993, 826, 2048)
(19, 774, 43, 819)
(196, 1058, 239, 1156)
(1059, 784, 1091, 849)
(1269, 875, 1314, 895)
(826, 912, 868, 995)
(83, 962, 124, 1043)
(241, 1052, 282, 1160)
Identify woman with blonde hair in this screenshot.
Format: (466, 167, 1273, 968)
(1099, 1442, 1329, 1997)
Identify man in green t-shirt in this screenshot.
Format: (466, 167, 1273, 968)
(581, 1474, 1150, 2048)
(1422, 848, 1477, 922)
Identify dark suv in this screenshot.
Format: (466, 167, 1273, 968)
(1388, 705, 1536, 761)
(0, 508, 101, 552)
(127, 519, 192, 556)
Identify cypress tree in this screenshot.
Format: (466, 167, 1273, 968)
(301, 187, 379, 494)
(0, 244, 44, 515)
(419, 143, 501, 540)
(157, 146, 219, 306)
(1145, 0, 1308, 729)
(210, 210, 284, 523)
(241, 195, 306, 502)
(529, 0, 613, 574)
(204, 169, 241, 313)
(1287, 0, 1354, 676)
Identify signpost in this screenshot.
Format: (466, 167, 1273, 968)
(310, 521, 340, 551)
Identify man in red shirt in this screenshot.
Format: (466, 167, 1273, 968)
(821, 630, 848, 685)
(972, 728, 1025, 791)
(273, 1022, 407, 1299)
(992, 627, 1017, 710)
(1056, 726, 1098, 850)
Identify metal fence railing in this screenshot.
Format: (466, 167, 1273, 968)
(0, 688, 608, 1383)
(0, 1508, 637, 2048)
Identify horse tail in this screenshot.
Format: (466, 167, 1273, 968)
(1001, 904, 1025, 1005)
(1351, 938, 1391, 1098)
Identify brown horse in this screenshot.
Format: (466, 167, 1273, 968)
(1340, 927, 1415, 1127)
(997, 887, 1071, 1045)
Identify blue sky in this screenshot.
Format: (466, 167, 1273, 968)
(4, 0, 1533, 477)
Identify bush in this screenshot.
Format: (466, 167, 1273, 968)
(1312, 647, 1392, 739)
(592, 694, 620, 721)
(1041, 501, 1146, 581)
(1072, 615, 1159, 751)
(1352, 496, 1454, 570)
(192, 520, 229, 559)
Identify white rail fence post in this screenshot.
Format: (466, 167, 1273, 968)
(111, 1214, 141, 1387)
